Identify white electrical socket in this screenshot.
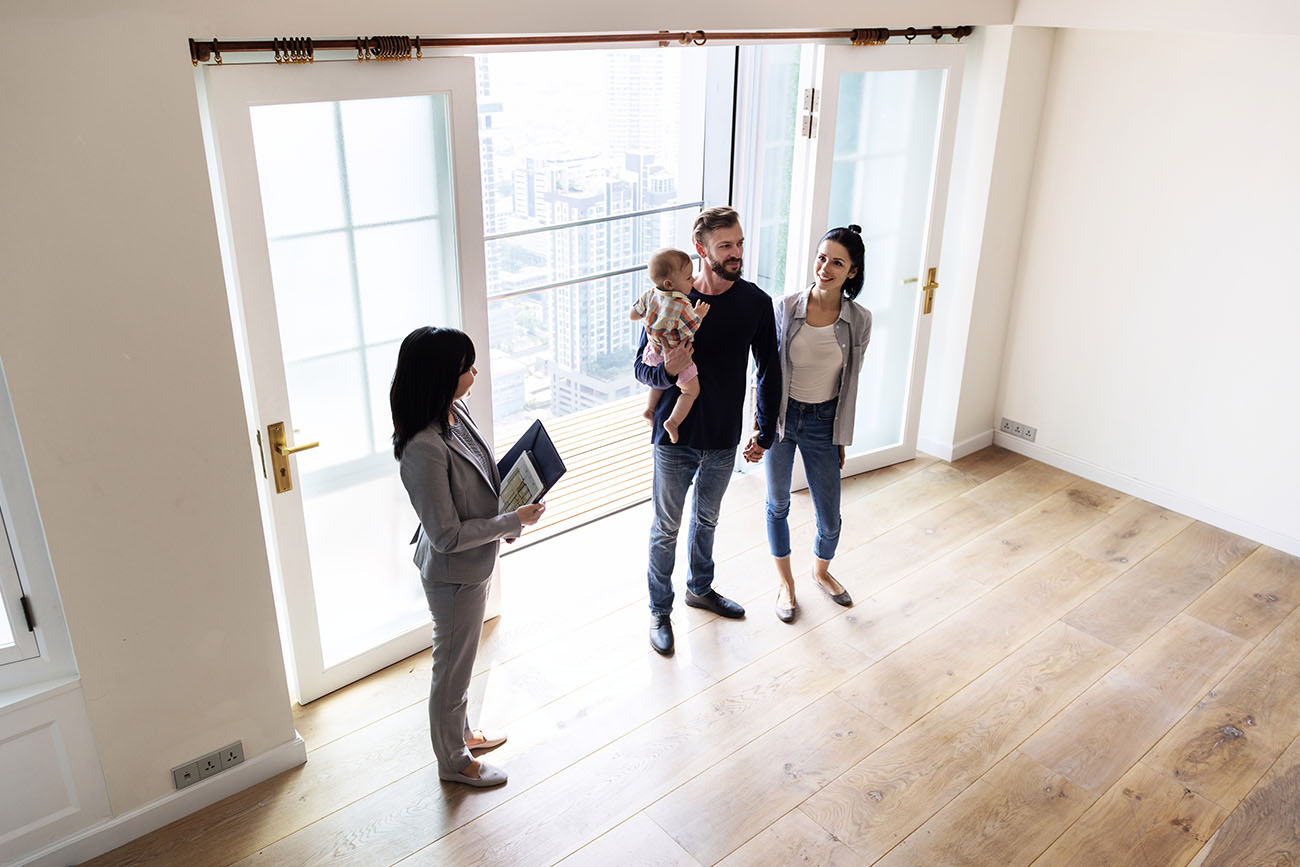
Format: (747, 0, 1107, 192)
(1000, 417, 1037, 442)
(219, 741, 245, 770)
(197, 751, 222, 779)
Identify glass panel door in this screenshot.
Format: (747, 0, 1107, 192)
(204, 59, 488, 702)
(802, 44, 965, 476)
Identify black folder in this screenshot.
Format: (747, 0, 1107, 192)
(496, 419, 566, 503)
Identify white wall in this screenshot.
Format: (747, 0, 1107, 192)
(1014, 0, 1300, 37)
(997, 26, 1300, 554)
(919, 24, 1054, 458)
(0, 0, 1014, 836)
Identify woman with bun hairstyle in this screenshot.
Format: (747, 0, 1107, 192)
(392, 326, 545, 787)
(767, 225, 872, 623)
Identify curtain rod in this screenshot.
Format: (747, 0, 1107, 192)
(188, 27, 974, 65)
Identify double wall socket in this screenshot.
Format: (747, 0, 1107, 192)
(999, 416, 1037, 442)
(171, 740, 245, 790)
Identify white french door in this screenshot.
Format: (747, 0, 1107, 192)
(786, 43, 964, 480)
(204, 59, 489, 703)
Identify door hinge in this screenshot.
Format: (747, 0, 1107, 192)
(20, 594, 35, 631)
(800, 87, 819, 139)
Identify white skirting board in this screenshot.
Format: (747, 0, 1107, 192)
(16, 735, 308, 867)
(992, 432, 1300, 559)
(918, 429, 995, 463)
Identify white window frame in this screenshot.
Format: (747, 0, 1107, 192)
(0, 359, 77, 695)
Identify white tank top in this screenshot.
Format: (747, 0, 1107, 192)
(788, 322, 843, 403)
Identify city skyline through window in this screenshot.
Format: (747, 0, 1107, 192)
(473, 50, 708, 440)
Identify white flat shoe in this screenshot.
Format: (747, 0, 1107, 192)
(438, 760, 507, 788)
(467, 730, 507, 753)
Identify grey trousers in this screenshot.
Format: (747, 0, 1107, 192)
(423, 578, 490, 774)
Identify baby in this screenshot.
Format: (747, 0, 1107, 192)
(630, 248, 710, 443)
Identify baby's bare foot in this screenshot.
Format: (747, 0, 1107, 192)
(663, 419, 680, 443)
(642, 408, 655, 423)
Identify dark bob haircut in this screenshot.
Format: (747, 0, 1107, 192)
(819, 224, 866, 301)
(390, 326, 476, 460)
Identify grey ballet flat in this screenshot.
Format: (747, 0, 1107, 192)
(439, 760, 508, 788)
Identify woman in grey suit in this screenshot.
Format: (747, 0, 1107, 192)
(391, 326, 545, 788)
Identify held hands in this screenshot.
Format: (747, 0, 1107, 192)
(515, 502, 546, 526)
(742, 435, 766, 464)
(662, 341, 694, 377)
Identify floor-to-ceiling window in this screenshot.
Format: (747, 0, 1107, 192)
(473, 48, 712, 537)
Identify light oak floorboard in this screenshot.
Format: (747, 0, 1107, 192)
(875, 750, 1093, 867)
(1184, 546, 1300, 644)
(801, 622, 1123, 863)
(1062, 522, 1259, 652)
(1190, 732, 1300, 867)
(1066, 497, 1193, 568)
(403, 627, 870, 865)
(644, 694, 893, 865)
(1142, 603, 1300, 810)
(714, 809, 862, 867)
(840, 548, 1121, 732)
(948, 444, 1029, 483)
(1030, 761, 1225, 867)
(556, 813, 702, 867)
(1020, 614, 1252, 794)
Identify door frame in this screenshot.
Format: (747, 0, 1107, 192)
(201, 58, 489, 703)
(790, 43, 966, 481)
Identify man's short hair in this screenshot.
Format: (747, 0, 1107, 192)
(692, 206, 740, 248)
(648, 248, 692, 288)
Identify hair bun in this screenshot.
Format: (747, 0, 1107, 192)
(847, 224, 862, 234)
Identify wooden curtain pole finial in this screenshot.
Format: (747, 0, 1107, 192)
(189, 38, 199, 66)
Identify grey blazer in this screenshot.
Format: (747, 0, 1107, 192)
(399, 402, 523, 585)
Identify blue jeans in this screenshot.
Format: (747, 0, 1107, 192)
(765, 397, 842, 561)
(648, 445, 736, 616)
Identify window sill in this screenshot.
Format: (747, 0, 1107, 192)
(0, 673, 81, 715)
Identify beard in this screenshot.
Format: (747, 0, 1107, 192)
(708, 256, 743, 280)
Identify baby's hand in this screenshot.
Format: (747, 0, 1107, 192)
(693, 300, 711, 318)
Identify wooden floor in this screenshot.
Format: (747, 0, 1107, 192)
(85, 447, 1300, 866)
(494, 394, 652, 547)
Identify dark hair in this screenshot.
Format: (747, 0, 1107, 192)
(390, 326, 476, 460)
(692, 206, 740, 247)
(819, 224, 866, 301)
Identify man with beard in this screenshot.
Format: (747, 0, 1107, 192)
(633, 206, 781, 655)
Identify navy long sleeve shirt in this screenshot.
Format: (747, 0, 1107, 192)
(633, 277, 781, 450)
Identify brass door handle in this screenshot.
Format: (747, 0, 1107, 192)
(920, 267, 938, 314)
(267, 422, 318, 493)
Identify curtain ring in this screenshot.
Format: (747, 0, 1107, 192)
(931, 25, 944, 42)
(212, 38, 222, 65)
(306, 36, 314, 62)
(356, 37, 365, 62)
(189, 38, 200, 67)
(905, 27, 917, 43)
(273, 38, 282, 64)
(693, 30, 707, 46)
(415, 35, 422, 59)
